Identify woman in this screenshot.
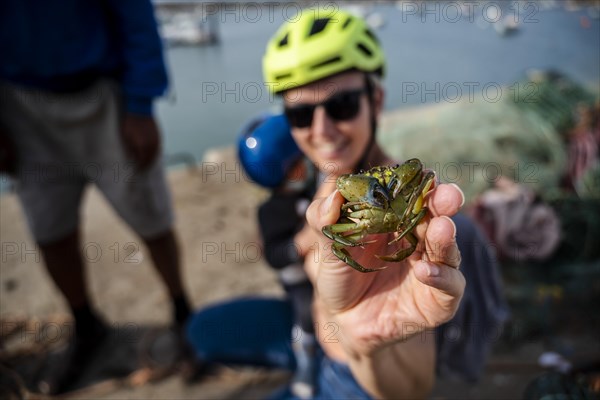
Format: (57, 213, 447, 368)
(262, 8, 466, 399)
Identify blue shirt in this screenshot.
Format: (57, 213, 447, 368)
(0, 0, 168, 115)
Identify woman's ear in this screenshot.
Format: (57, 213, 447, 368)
(373, 84, 385, 118)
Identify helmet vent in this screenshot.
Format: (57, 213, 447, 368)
(308, 18, 330, 36)
(275, 72, 292, 80)
(278, 33, 289, 47)
(311, 56, 341, 70)
(364, 28, 379, 44)
(342, 16, 353, 29)
(357, 43, 373, 57)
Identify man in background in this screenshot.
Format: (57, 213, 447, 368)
(0, 0, 192, 393)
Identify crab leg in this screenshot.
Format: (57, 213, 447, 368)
(322, 223, 376, 248)
(322, 223, 363, 247)
(393, 171, 435, 223)
(388, 208, 428, 245)
(332, 243, 387, 273)
(377, 232, 419, 262)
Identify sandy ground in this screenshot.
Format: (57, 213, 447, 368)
(2, 105, 599, 398)
(0, 146, 282, 323)
(0, 145, 296, 397)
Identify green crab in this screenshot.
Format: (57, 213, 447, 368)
(322, 159, 435, 273)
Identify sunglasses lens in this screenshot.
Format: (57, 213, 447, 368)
(284, 90, 364, 128)
(285, 105, 314, 128)
(325, 91, 362, 121)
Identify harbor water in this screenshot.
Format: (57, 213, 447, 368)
(156, 3, 600, 167)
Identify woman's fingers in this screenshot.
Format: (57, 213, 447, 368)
(427, 183, 465, 218)
(415, 258, 466, 303)
(415, 216, 465, 300)
(415, 183, 463, 249)
(425, 216, 460, 268)
(306, 180, 344, 232)
(304, 180, 346, 281)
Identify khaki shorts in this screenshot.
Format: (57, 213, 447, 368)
(0, 80, 173, 244)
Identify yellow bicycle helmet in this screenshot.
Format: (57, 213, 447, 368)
(263, 8, 385, 94)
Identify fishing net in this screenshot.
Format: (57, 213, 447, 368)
(379, 96, 567, 205)
(378, 70, 598, 205)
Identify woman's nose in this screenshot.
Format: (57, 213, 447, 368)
(310, 106, 336, 140)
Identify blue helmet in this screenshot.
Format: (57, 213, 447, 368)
(238, 113, 301, 188)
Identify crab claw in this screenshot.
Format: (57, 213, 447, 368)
(336, 175, 391, 208)
(366, 179, 391, 209)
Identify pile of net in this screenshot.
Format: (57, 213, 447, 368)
(381, 74, 585, 204)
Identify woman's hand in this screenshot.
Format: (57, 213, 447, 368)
(305, 178, 466, 358)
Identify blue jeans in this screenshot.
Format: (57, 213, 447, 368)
(268, 347, 372, 399)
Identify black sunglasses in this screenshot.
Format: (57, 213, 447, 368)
(284, 88, 366, 129)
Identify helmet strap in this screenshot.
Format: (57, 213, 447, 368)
(355, 74, 378, 172)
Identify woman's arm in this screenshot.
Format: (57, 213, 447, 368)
(348, 333, 435, 399)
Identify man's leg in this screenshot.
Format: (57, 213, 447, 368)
(38, 230, 87, 310)
(37, 229, 108, 394)
(142, 229, 191, 326)
(39, 229, 106, 335)
(39, 228, 108, 335)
